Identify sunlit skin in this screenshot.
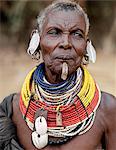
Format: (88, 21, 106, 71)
(12, 9, 116, 150)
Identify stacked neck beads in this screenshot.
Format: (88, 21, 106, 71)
(19, 63, 101, 149)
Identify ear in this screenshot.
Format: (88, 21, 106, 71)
(86, 37, 89, 42)
(30, 29, 37, 37)
(82, 38, 96, 65)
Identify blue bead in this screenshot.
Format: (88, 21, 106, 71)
(33, 63, 77, 94)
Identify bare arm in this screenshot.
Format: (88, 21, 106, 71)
(12, 94, 39, 150)
(101, 92, 116, 150)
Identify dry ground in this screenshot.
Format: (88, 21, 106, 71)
(0, 46, 116, 101)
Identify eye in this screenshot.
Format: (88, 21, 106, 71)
(47, 28, 61, 36)
(71, 30, 83, 38)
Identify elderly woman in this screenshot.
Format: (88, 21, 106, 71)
(0, 0, 116, 150)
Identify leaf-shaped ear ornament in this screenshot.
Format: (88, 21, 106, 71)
(82, 41, 96, 65)
(86, 40, 96, 63)
(27, 30, 40, 56)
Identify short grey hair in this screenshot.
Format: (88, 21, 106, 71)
(37, 0, 90, 36)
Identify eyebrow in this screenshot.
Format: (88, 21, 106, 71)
(47, 25, 85, 33)
(46, 23, 85, 35)
(69, 24, 85, 34)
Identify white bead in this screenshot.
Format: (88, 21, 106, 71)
(27, 31, 40, 55)
(35, 116, 47, 135)
(32, 131, 48, 149)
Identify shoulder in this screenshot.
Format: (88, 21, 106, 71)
(0, 93, 19, 146)
(100, 91, 116, 113)
(100, 91, 116, 129)
(12, 93, 20, 108)
(0, 93, 16, 117)
(98, 93, 116, 149)
(0, 93, 20, 118)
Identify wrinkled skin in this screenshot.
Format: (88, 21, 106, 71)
(40, 10, 87, 83)
(12, 9, 116, 150)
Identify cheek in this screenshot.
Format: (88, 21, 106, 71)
(40, 39, 51, 54)
(40, 38, 55, 65)
(40, 36, 58, 55)
(73, 40, 87, 56)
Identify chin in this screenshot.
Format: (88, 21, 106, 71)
(46, 59, 81, 75)
(45, 62, 61, 74)
(69, 63, 81, 73)
(51, 65, 62, 75)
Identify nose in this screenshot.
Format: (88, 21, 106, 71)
(59, 33, 72, 49)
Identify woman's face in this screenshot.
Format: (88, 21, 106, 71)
(40, 9, 87, 82)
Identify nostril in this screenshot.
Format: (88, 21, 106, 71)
(59, 43, 72, 49)
(59, 45, 64, 49)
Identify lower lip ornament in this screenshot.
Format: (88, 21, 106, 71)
(61, 62, 68, 80)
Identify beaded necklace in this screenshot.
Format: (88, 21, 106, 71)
(33, 63, 81, 94)
(19, 63, 101, 147)
(34, 66, 83, 106)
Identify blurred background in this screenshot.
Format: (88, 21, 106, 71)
(0, 0, 116, 101)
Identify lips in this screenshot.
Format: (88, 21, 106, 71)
(54, 55, 73, 60)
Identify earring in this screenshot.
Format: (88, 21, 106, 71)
(32, 50, 43, 63)
(82, 54, 89, 65)
(27, 29, 40, 56)
(82, 41, 96, 65)
(86, 41, 96, 63)
(32, 50, 41, 61)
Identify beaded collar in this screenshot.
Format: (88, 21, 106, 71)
(33, 63, 81, 94)
(19, 63, 101, 147)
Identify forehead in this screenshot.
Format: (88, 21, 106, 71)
(43, 10, 86, 32)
